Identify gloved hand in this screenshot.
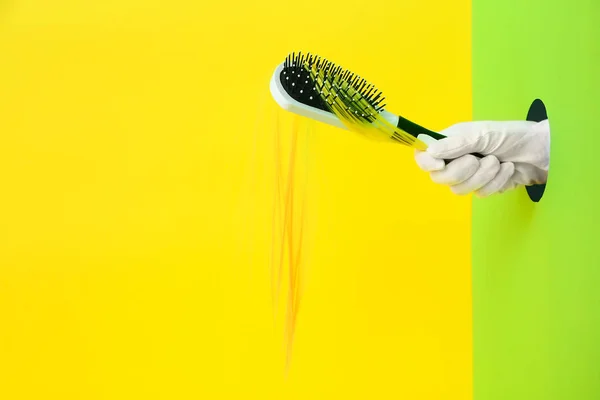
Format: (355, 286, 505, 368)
(414, 120, 550, 197)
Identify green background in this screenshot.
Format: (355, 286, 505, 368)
(472, 0, 600, 399)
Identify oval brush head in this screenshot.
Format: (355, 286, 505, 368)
(271, 51, 439, 150)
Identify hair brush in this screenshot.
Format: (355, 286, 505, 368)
(270, 51, 483, 158)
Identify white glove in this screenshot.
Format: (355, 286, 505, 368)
(414, 120, 550, 197)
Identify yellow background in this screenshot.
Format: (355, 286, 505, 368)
(0, 1, 472, 399)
